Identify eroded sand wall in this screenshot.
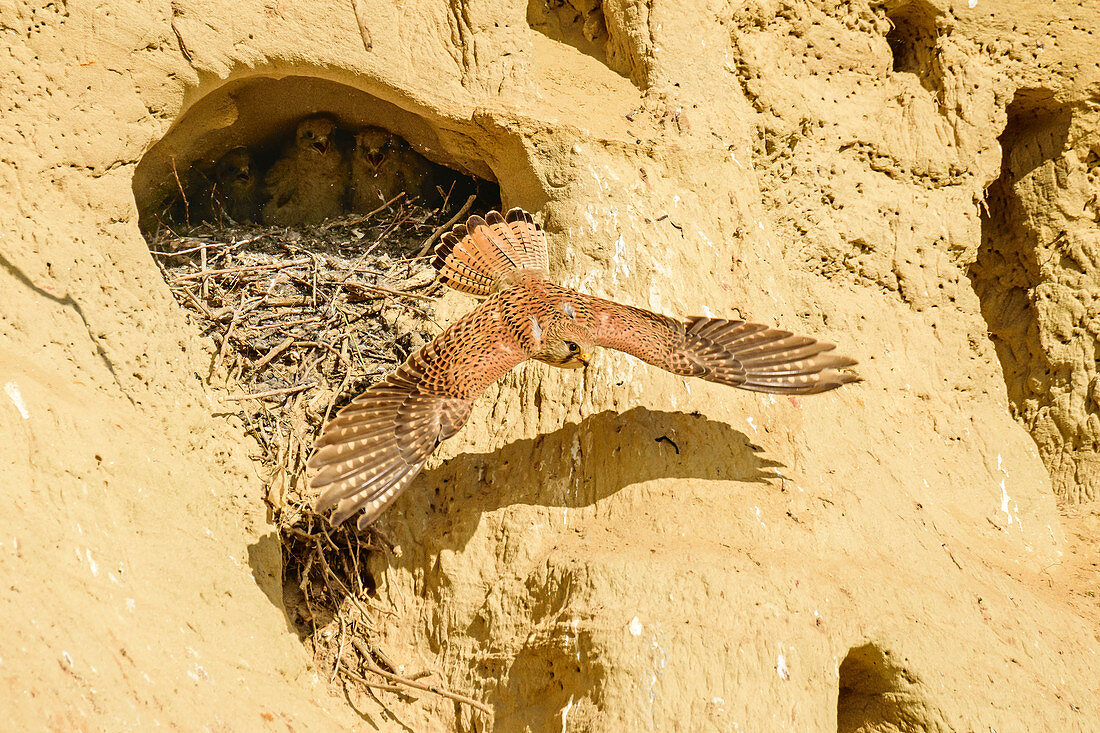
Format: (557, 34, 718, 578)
(2, 0, 1099, 730)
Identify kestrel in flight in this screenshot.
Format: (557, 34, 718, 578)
(310, 209, 858, 528)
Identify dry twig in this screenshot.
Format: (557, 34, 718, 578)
(150, 198, 490, 718)
(350, 0, 373, 52)
(170, 156, 189, 225)
(348, 639, 492, 716)
(416, 194, 477, 258)
(224, 383, 315, 402)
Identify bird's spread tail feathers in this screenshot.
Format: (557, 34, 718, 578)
(433, 208, 549, 296)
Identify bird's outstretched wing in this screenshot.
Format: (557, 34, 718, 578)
(575, 294, 858, 394)
(310, 295, 529, 528)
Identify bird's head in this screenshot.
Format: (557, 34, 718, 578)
(215, 147, 254, 186)
(535, 321, 595, 370)
(355, 127, 393, 170)
(297, 116, 336, 155)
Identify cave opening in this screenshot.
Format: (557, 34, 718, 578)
(837, 642, 928, 733)
(968, 89, 1100, 502)
(525, 0, 645, 87)
(968, 91, 1071, 413)
(527, 0, 613, 70)
(133, 75, 499, 233)
(883, 0, 943, 96)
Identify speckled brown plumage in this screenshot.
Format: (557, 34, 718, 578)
(262, 115, 347, 226)
(213, 147, 261, 224)
(349, 127, 436, 211)
(310, 208, 859, 528)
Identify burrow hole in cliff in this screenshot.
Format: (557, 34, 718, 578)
(837, 643, 931, 733)
(969, 91, 1071, 413)
(526, 0, 644, 87)
(883, 0, 943, 96)
(132, 75, 501, 697)
(966, 90, 1097, 501)
(134, 75, 498, 233)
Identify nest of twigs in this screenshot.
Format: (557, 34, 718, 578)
(150, 194, 492, 719)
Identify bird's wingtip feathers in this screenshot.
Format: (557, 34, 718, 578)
(678, 317, 860, 396)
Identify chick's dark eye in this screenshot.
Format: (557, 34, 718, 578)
(567, 342, 579, 353)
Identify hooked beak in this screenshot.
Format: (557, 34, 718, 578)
(577, 353, 590, 368)
(312, 140, 328, 154)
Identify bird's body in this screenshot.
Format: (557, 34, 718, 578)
(350, 126, 435, 210)
(262, 115, 347, 226)
(213, 147, 261, 224)
(310, 208, 859, 528)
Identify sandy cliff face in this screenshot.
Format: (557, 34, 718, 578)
(2, 0, 1098, 730)
(971, 99, 1100, 504)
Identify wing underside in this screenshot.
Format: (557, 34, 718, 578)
(577, 294, 858, 395)
(309, 297, 529, 528)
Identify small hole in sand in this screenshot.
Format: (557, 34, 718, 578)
(884, 0, 944, 96)
(837, 642, 931, 732)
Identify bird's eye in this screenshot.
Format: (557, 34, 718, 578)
(567, 342, 580, 353)
(304, 131, 314, 138)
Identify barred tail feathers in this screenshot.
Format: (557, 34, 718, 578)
(433, 208, 549, 296)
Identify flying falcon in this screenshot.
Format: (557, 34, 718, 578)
(310, 209, 858, 528)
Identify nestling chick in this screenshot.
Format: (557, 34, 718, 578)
(262, 115, 348, 226)
(350, 127, 436, 211)
(213, 147, 261, 224)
